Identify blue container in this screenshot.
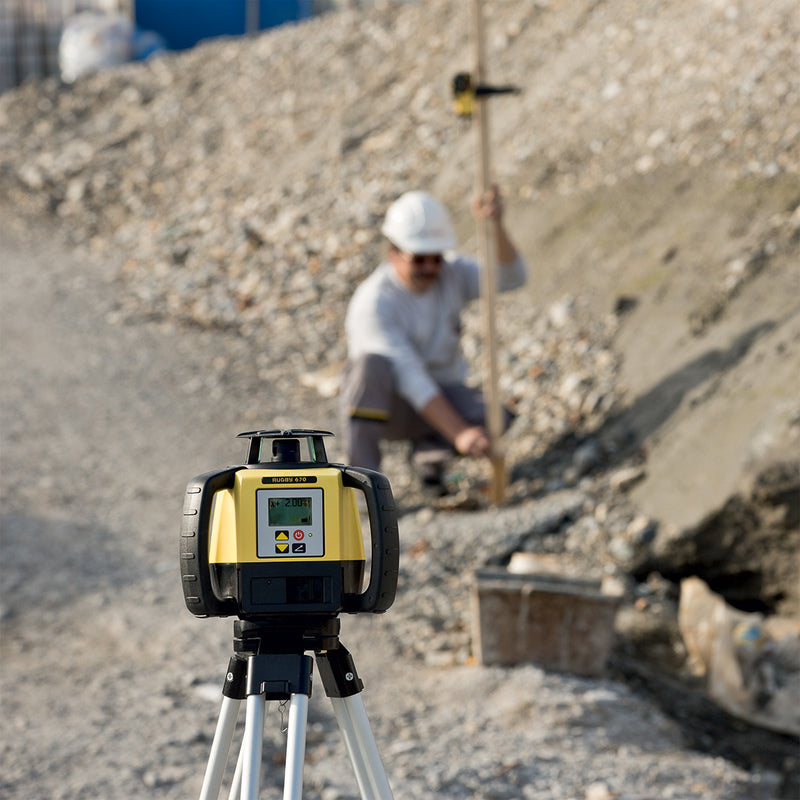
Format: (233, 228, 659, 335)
(134, 0, 313, 51)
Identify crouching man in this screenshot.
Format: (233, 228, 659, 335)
(340, 187, 527, 491)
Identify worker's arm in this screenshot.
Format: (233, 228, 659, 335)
(473, 185, 521, 266)
(419, 392, 491, 457)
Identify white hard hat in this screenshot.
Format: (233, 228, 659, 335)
(381, 191, 457, 253)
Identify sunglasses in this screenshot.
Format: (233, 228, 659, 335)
(404, 252, 444, 266)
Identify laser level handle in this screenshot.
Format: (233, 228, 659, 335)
(341, 466, 399, 614)
(181, 468, 240, 617)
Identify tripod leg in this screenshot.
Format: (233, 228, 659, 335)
(282, 693, 309, 800)
(331, 695, 393, 800)
(226, 742, 244, 800)
(241, 693, 266, 800)
(329, 695, 371, 797)
(316, 647, 393, 800)
(199, 696, 242, 800)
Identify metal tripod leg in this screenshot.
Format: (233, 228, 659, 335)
(329, 694, 393, 799)
(200, 695, 242, 800)
(241, 692, 266, 799)
(317, 646, 394, 800)
(329, 697, 370, 796)
(197, 652, 313, 800)
(200, 657, 248, 800)
(283, 693, 310, 800)
(226, 744, 244, 800)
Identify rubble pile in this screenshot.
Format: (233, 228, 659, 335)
(1, 0, 797, 346)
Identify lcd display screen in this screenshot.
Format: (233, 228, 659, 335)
(268, 496, 312, 527)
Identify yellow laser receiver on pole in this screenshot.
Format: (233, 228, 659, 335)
(451, 71, 520, 119)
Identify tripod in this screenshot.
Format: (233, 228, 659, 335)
(198, 619, 393, 800)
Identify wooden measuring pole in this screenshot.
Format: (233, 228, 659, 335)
(472, 0, 506, 504)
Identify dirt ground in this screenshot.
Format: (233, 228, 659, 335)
(2, 178, 798, 797)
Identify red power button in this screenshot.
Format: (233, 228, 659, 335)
(293, 530, 304, 541)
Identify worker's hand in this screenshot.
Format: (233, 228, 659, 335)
(454, 425, 492, 458)
(471, 185, 504, 222)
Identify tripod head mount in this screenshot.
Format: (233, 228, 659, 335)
(181, 429, 399, 622)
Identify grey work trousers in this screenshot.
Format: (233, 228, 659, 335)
(339, 354, 487, 472)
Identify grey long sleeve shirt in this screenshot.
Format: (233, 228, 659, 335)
(344, 253, 526, 411)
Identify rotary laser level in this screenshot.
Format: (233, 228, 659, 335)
(181, 430, 399, 799)
(181, 428, 399, 621)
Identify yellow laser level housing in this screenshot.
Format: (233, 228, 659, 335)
(181, 430, 399, 620)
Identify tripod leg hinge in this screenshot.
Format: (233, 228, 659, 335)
(221, 655, 249, 699)
(316, 646, 364, 698)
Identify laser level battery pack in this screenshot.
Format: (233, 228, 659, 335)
(180, 429, 399, 620)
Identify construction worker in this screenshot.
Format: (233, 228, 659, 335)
(340, 187, 527, 491)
